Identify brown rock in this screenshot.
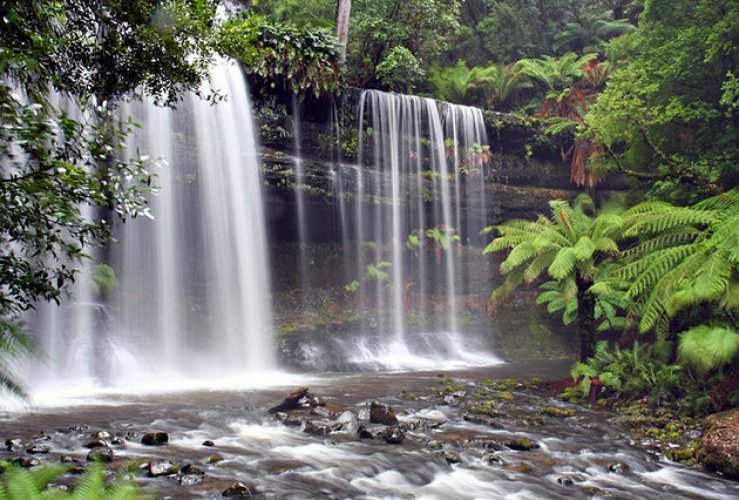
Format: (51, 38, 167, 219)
(695, 409, 739, 479)
(370, 401, 398, 425)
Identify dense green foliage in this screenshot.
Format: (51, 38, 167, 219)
(218, 14, 341, 97)
(585, 0, 738, 202)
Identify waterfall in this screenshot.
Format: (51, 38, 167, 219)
(24, 59, 276, 393)
(336, 90, 501, 369)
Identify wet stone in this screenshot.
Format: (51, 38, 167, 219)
(87, 446, 114, 462)
(463, 414, 503, 428)
(111, 437, 126, 447)
(608, 462, 629, 474)
(26, 444, 50, 454)
(268, 387, 310, 413)
(506, 462, 533, 473)
(148, 460, 177, 477)
(181, 464, 205, 475)
(557, 476, 574, 486)
(370, 401, 399, 425)
(179, 474, 203, 487)
(383, 426, 406, 445)
(310, 406, 331, 418)
(202, 440, 215, 447)
(84, 439, 109, 449)
(505, 438, 539, 451)
(141, 432, 169, 446)
(93, 431, 112, 439)
(358, 425, 386, 440)
(440, 450, 463, 464)
(207, 454, 224, 464)
(222, 481, 251, 497)
(485, 454, 505, 466)
(304, 420, 341, 436)
(5, 438, 23, 452)
(470, 438, 505, 451)
(68, 425, 89, 433)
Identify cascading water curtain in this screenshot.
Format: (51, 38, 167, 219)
(25, 59, 275, 393)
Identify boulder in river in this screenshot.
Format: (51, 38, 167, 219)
(440, 450, 463, 464)
(141, 432, 169, 446)
(268, 387, 311, 413)
(148, 460, 177, 477)
(358, 424, 387, 440)
(694, 409, 739, 479)
(5, 438, 23, 452)
(87, 446, 114, 463)
(222, 481, 251, 497)
(370, 401, 398, 425)
(505, 438, 539, 451)
(303, 420, 341, 436)
(383, 426, 406, 445)
(202, 440, 215, 447)
(84, 439, 109, 449)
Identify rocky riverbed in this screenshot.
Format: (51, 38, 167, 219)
(1, 362, 738, 498)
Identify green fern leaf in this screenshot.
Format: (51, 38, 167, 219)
(678, 325, 739, 375)
(574, 236, 596, 262)
(548, 247, 577, 280)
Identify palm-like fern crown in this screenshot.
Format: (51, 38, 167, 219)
(617, 188, 739, 338)
(484, 194, 623, 306)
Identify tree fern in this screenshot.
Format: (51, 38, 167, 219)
(616, 189, 738, 337)
(486, 194, 625, 360)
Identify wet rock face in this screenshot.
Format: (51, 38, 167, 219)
(695, 409, 739, 479)
(370, 401, 398, 425)
(141, 432, 169, 446)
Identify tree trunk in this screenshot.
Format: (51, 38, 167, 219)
(576, 277, 596, 361)
(336, 0, 352, 66)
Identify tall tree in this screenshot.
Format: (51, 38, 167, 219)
(336, 0, 352, 65)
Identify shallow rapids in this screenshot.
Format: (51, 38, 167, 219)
(1, 364, 737, 499)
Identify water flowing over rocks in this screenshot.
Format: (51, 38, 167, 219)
(1, 368, 738, 498)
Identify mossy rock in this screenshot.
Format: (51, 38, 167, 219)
(694, 409, 739, 479)
(541, 406, 575, 418)
(505, 438, 539, 451)
(498, 391, 514, 401)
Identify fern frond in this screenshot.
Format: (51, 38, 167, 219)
(625, 244, 697, 298)
(500, 241, 538, 274)
(70, 462, 105, 500)
(622, 201, 673, 217)
(620, 227, 699, 260)
(591, 213, 624, 239)
(548, 247, 577, 280)
(593, 237, 619, 254)
(574, 236, 596, 262)
(692, 188, 739, 210)
(624, 208, 718, 238)
(678, 325, 739, 375)
(523, 250, 557, 284)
